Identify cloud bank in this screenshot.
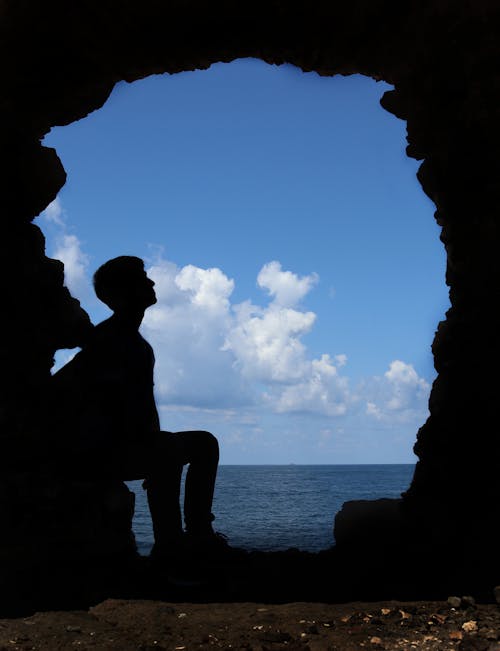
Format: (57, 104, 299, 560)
(143, 257, 343, 413)
(143, 255, 430, 428)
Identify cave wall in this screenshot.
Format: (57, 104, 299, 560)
(1, 0, 500, 572)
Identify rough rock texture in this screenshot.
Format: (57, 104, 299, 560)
(333, 499, 405, 552)
(0, 474, 136, 564)
(3, 598, 500, 651)
(1, 0, 500, 609)
(0, 220, 138, 603)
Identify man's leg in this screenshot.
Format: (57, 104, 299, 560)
(144, 430, 219, 549)
(145, 456, 184, 548)
(179, 430, 219, 536)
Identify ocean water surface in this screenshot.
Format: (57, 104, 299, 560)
(126, 464, 414, 555)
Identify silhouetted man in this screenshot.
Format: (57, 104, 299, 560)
(51, 256, 224, 561)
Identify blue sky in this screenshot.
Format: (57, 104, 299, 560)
(38, 58, 449, 464)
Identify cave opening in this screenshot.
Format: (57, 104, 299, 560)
(38, 58, 448, 553)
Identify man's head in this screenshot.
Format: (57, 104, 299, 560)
(93, 256, 156, 313)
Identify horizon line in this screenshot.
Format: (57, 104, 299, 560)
(218, 462, 416, 466)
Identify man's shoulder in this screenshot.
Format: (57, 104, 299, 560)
(91, 317, 132, 343)
(92, 316, 116, 337)
(91, 318, 153, 355)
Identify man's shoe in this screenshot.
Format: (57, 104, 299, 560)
(184, 530, 247, 561)
(149, 534, 186, 564)
(149, 537, 204, 586)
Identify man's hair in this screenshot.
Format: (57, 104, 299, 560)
(93, 255, 145, 308)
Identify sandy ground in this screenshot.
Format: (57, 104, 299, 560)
(1, 597, 500, 651)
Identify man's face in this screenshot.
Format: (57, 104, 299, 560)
(130, 268, 157, 309)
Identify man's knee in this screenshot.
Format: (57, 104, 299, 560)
(184, 430, 219, 463)
(196, 430, 219, 458)
(166, 430, 219, 464)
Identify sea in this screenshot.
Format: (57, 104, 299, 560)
(126, 464, 415, 555)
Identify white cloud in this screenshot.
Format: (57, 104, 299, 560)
(142, 255, 432, 427)
(141, 256, 355, 419)
(269, 353, 350, 416)
(40, 197, 92, 299)
(366, 401, 382, 419)
(362, 360, 430, 423)
(52, 233, 91, 298)
(257, 260, 318, 307)
(42, 197, 65, 226)
(143, 259, 249, 409)
(335, 354, 347, 368)
(223, 302, 316, 383)
(385, 359, 427, 387)
(175, 264, 234, 311)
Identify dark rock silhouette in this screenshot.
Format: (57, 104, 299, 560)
(1, 0, 500, 612)
(0, 231, 137, 612)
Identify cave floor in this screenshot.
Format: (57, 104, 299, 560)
(1, 597, 500, 651)
(2, 547, 499, 649)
